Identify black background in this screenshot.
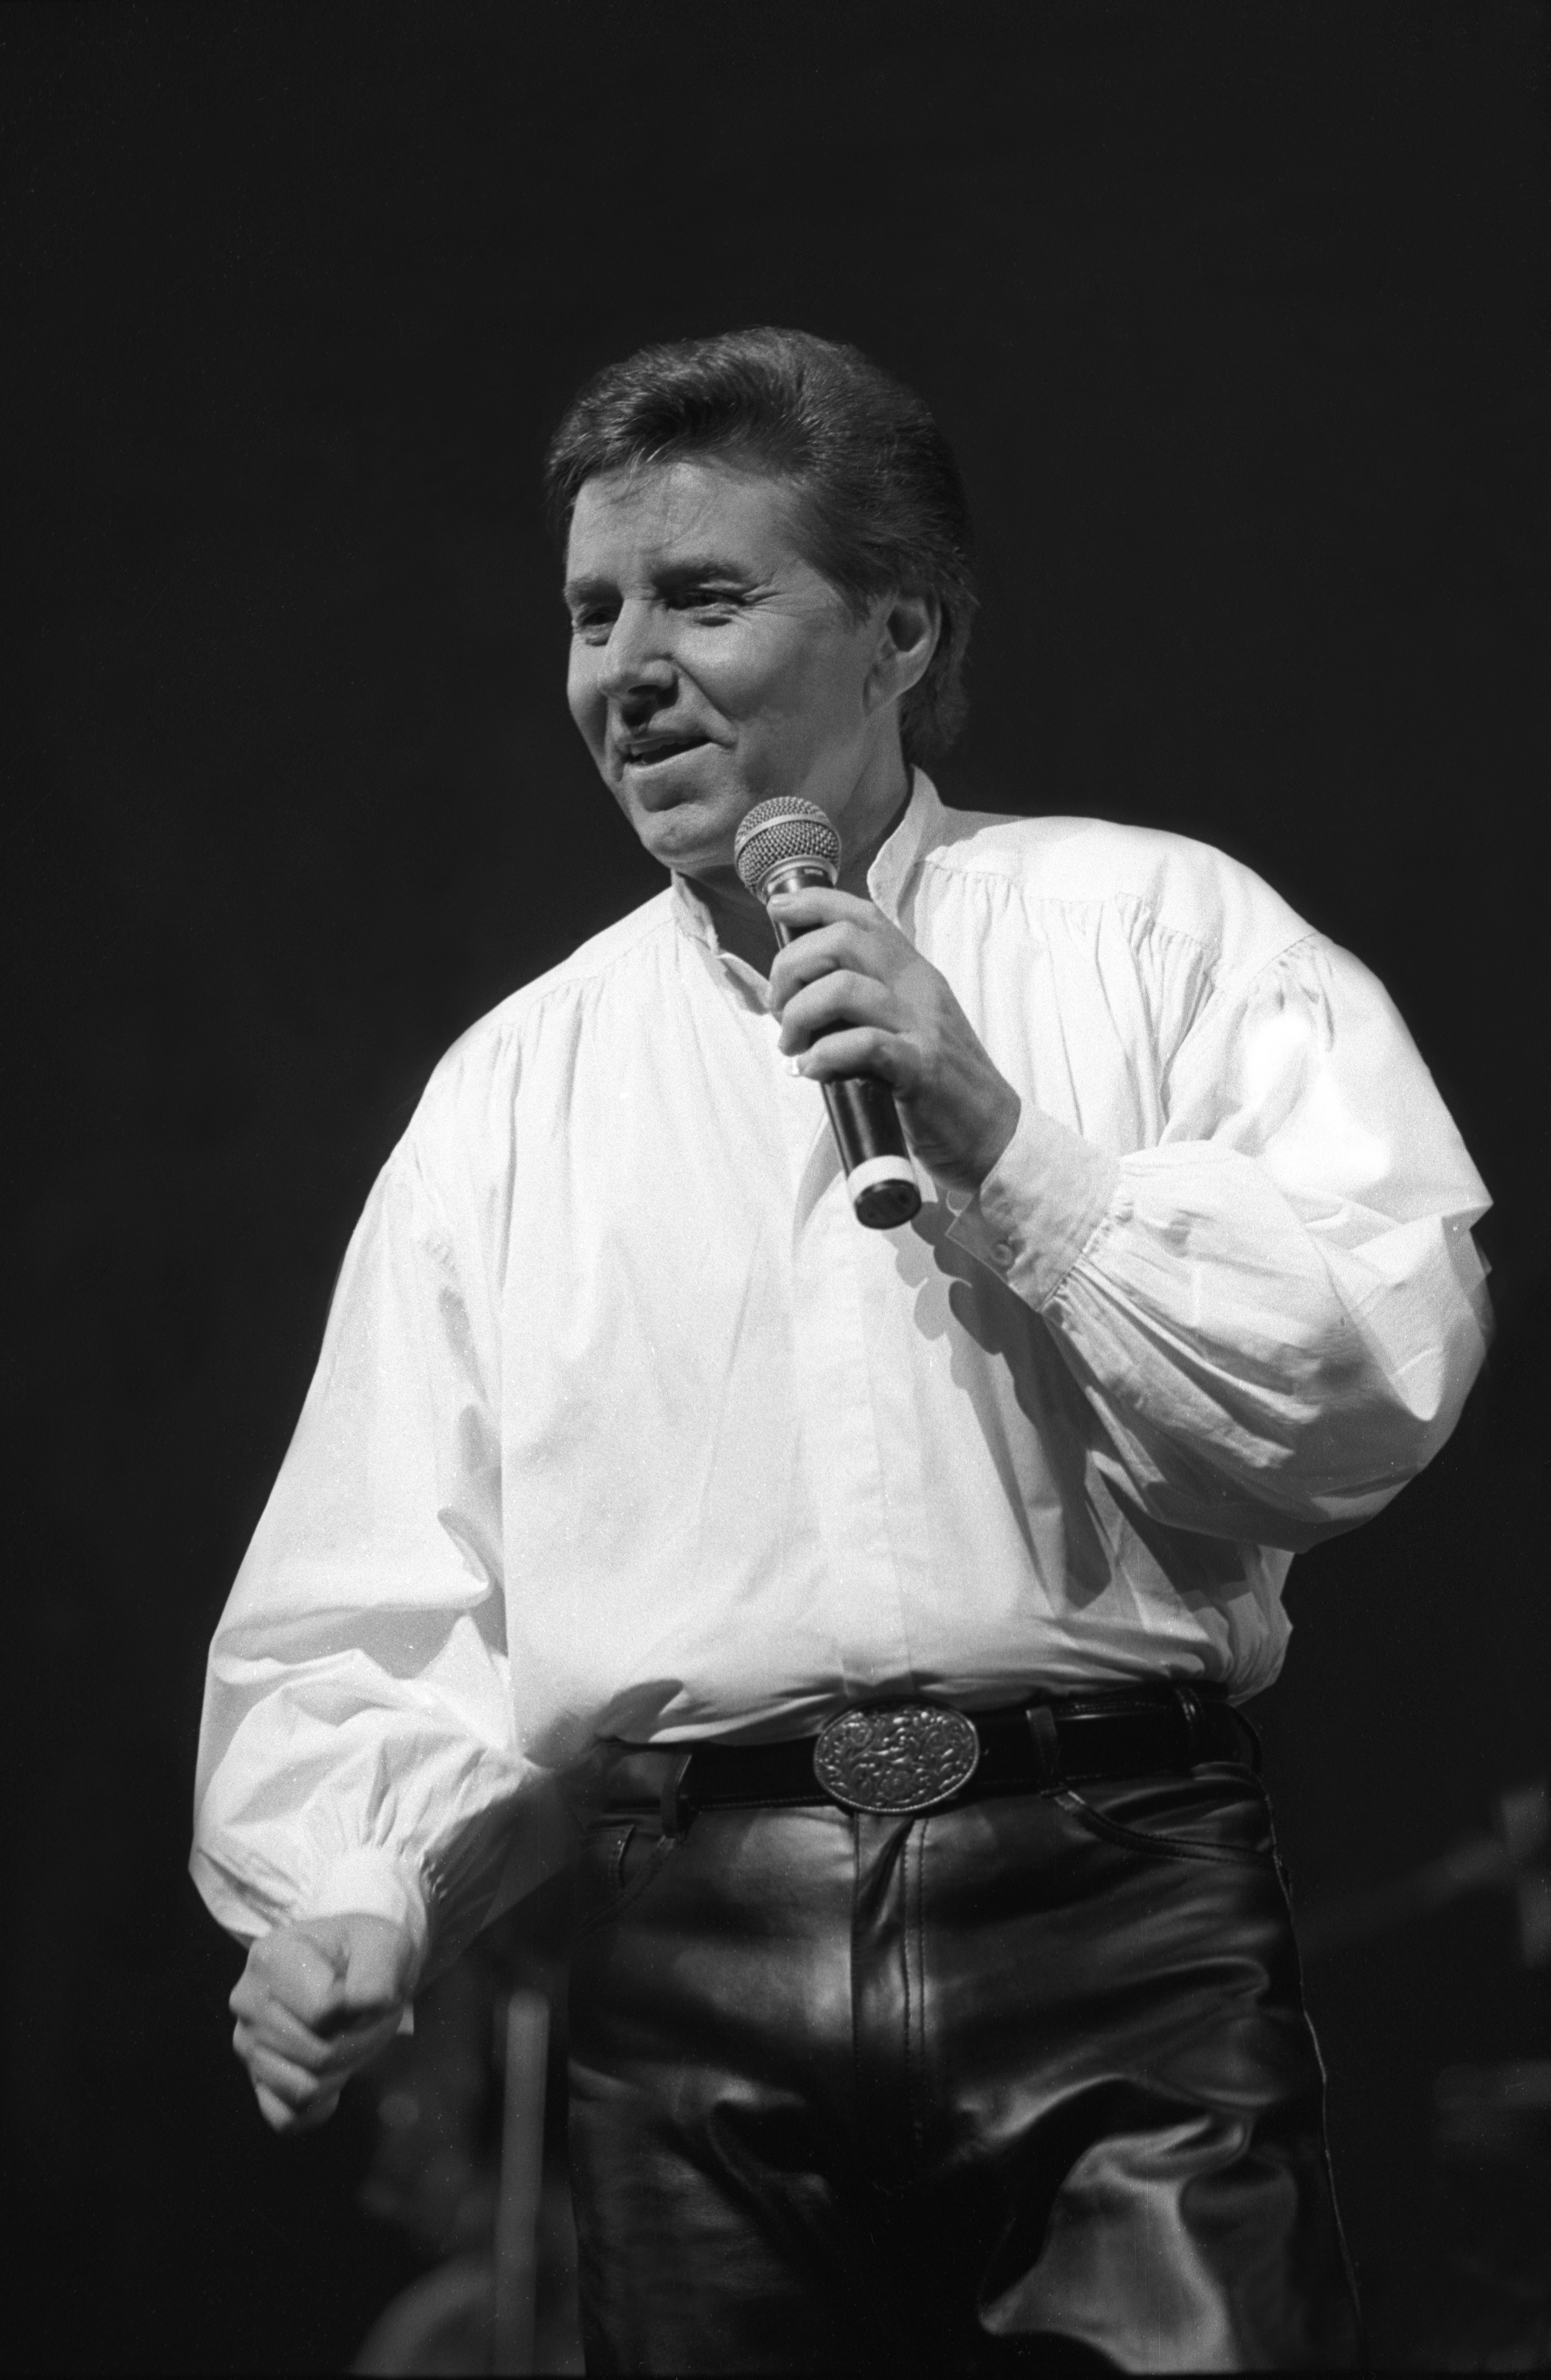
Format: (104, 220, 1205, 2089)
(2, 3, 1546, 2370)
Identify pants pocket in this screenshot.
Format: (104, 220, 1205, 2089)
(571, 1815, 681, 1942)
(1055, 1761, 1277, 1867)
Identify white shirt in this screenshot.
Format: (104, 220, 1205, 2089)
(191, 774, 1491, 1962)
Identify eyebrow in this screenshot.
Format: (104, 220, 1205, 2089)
(563, 555, 760, 606)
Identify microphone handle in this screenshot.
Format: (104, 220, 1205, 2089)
(771, 901, 922, 1231)
(819, 1076, 922, 1230)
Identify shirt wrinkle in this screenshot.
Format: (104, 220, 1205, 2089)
(1187, 928, 1331, 1043)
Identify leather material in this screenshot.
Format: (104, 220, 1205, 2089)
(567, 1762, 1362, 2374)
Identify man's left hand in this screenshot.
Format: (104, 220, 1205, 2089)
(766, 886, 1020, 1197)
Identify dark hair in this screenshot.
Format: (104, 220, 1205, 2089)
(543, 326, 977, 763)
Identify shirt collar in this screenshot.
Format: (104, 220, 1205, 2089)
(866, 768, 945, 922)
(670, 768, 947, 956)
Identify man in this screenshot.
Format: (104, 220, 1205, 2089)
(195, 327, 1490, 2372)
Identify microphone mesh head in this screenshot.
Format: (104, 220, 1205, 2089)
(733, 797, 842, 900)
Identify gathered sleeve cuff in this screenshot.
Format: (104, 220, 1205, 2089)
(296, 1851, 431, 1945)
(948, 1102, 1119, 1304)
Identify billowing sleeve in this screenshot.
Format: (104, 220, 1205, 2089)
(950, 933, 1492, 1550)
(191, 1136, 553, 1973)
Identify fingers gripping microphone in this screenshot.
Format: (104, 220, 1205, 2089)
(734, 798, 922, 1231)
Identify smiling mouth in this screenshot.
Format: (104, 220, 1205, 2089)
(619, 735, 711, 769)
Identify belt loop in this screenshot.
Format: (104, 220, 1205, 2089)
(659, 1749, 695, 1840)
(1025, 1701, 1062, 1786)
(1173, 1684, 1205, 1768)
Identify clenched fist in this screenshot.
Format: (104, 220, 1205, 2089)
(766, 885, 1020, 1196)
(230, 1912, 418, 2134)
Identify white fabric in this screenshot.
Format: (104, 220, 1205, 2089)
(191, 774, 1491, 1959)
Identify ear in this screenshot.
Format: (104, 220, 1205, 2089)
(864, 589, 940, 713)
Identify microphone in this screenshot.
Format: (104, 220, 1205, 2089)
(733, 797, 922, 1231)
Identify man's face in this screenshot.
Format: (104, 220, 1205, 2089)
(564, 457, 897, 885)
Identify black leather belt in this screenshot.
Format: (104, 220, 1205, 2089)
(604, 1687, 1257, 1825)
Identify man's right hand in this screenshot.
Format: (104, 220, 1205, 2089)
(230, 1912, 418, 2133)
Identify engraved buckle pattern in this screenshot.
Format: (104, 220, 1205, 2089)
(812, 1701, 981, 1815)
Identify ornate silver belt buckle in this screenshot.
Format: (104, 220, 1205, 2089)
(812, 1700, 981, 1815)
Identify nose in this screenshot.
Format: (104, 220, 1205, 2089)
(597, 598, 675, 706)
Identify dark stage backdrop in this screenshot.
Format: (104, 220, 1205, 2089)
(2, 3, 1546, 2370)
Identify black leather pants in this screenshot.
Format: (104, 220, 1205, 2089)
(567, 1758, 1363, 2374)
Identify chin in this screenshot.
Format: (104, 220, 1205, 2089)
(621, 790, 743, 878)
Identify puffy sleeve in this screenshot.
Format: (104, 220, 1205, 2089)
(190, 1138, 556, 1973)
(949, 933, 1492, 1550)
